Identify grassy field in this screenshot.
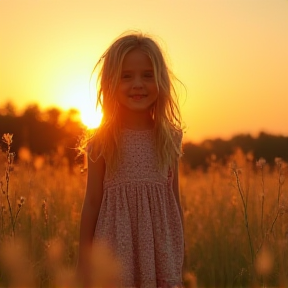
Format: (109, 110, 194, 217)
(0, 136, 287, 287)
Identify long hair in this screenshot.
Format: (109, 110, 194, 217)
(85, 31, 183, 175)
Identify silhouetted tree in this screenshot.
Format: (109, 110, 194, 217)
(44, 107, 62, 127)
(1, 102, 288, 170)
(230, 134, 254, 154)
(182, 143, 208, 170)
(254, 132, 288, 163)
(0, 101, 17, 116)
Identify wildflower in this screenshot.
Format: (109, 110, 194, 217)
(230, 161, 242, 176)
(256, 157, 266, 168)
(274, 157, 282, 166)
(20, 196, 25, 204)
(246, 152, 254, 162)
(17, 196, 25, 208)
(229, 161, 238, 170)
(2, 133, 13, 145)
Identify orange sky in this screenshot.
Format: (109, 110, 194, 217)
(0, 0, 287, 143)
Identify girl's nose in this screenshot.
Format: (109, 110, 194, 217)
(132, 77, 143, 89)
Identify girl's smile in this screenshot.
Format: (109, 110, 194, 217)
(129, 94, 147, 100)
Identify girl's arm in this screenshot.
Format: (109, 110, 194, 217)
(172, 160, 184, 227)
(172, 160, 187, 276)
(77, 153, 105, 286)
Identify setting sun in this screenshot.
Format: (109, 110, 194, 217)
(54, 73, 103, 129)
(80, 105, 102, 129)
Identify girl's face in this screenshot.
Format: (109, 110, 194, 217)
(115, 49, 158, 115)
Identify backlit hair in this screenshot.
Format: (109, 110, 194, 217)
(86, 31, 183, 175)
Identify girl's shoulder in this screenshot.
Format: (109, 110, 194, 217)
(86, 128, 105, 161)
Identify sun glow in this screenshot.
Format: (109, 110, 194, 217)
(57, 74, 103, 129)
(80, 104, 103, 129)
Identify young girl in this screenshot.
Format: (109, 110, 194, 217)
(77, 32, 185, 288)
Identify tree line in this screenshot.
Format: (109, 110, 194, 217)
(182, 133, 288, 171)
(0, 102, 83, 170)
(1, 102, 287, 171)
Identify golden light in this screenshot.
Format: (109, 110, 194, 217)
(80, 74, 103, 129)
(80, 104, 103, 129)
(79, 72, 103, 129)
(56, 74, 103, 129)
(75, 89, 102, 129)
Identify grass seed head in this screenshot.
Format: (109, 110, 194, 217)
(2, 133, 13, 146)
(229, 161, 238, 170)
(17, 197, 25, 208)
(275, 157, 282, 166)
(256, 157, 266, 168)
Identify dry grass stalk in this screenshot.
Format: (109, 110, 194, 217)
(1, 133, 25, 239)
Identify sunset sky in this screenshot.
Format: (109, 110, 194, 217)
(0, 0, 287, 143)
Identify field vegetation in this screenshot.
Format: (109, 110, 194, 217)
(0, 133, 287, 288)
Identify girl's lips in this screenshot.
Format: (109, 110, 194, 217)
(129, 94, 147, 100)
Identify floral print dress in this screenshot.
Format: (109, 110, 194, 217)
(94, 128, 184, 288)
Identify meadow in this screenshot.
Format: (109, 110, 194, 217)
(0, 134, 287, 288)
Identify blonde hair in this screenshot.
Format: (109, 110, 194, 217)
(86, 31, 183, 174)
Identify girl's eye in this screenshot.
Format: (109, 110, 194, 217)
(121, 74, 131, 79)
(144, 73, 154, 78)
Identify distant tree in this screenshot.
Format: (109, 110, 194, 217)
(254, 132, 288, 163)
(22, 104, 42, 121)
(181, 132, 288, 170)
(43, 107, 62, 127)
(1, 102, 287, 170)
(201, 138, 233, 164)
(182, 142, 208, 170)
(230, 134, 254, 154)
(0, 101, 17, 116)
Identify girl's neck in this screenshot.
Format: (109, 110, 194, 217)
(119, 111, 154, 131)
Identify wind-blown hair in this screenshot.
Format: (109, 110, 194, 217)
(85, 32, 183, 175)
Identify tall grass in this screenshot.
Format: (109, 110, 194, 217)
(0, 135, 287, 287)
(181, 149, 288, 287)
(0, 134, 85, 287)
(0, 134, 24, 239)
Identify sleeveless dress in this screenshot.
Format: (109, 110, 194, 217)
(94, 128, 184, 288)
